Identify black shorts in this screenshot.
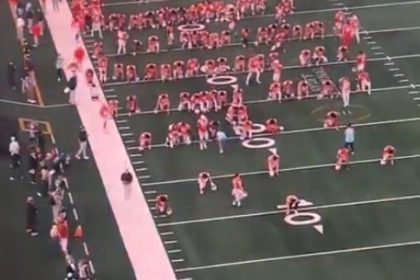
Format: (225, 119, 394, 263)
(289, 200, 300, 210)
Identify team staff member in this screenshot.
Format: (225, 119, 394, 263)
(344, 123, 355, 154)
(9, 136, 23, 181)
(26, 196, 38, 236)
(75, 126, 89, 160)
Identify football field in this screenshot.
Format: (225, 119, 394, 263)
(88, 0, 420, 279)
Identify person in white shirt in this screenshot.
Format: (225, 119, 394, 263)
(216, 130, 227, 154)
(16, 16, 25, 43)
(344, 123, 355, 154)
(9, 137, 22, 180)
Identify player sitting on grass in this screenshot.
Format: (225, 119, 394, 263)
(323, 111, 339, 131)
(265, 118, 283, 133)
(267, 152, 280, 177)
(155, 195, 173, 216)
(335, 147, 350, 171)
(357, 70, 371, 95)
(138, 132, 152, 151)
(232, 173, 247, 207)
(198, 172, 218, 194)
(381, 145, 395, 166)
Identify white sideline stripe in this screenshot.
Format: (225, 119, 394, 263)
(409, 91, 419, 94)
(159, 193, 420, 227)
(144, 190, 157, 194)
(136, 168, 148, 171)
(399, 79, 410, 83)
(413, 97, 420, 100)
(160, 231, 174, 236)
(175, 240, 420, 272)
(135, 115, 420, 151)
(132, 161, 144, 164)
(124, 140, 136, 144)
(374, 52, 386, 55)
(144, 153, 420, 187)
(72, 208, 79, 221)
(68, 192, 74, 204)
(393, 73, 405, 77)
(104, 51, 420, 87)
(121, 84, 420, 117)
(171, 259, 185, 263)
(104, 26, 420, 59)
(116, 119, 128, 123)
(389, 68, 400, 71)
(83, 242, 90, 256)
(164, 240, 179, 245)
(139, 175, 151, 179)
(370, 46, 382, 50)
(42, 1, 175, 280)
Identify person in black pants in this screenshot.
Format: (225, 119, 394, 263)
(7, 62, 17, 90)
(26, 197, 38, 236)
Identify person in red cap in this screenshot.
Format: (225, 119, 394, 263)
(74, 46, 85, 68)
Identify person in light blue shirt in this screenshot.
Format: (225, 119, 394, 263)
(344, 123, 355, 154)
(216, 130, 227, 154)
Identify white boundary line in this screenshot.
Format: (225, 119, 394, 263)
(175, 239, 420, 272)
(42, 1, 176, 279)
(132, 115, 420, 150)
(143, 153, 420, 187)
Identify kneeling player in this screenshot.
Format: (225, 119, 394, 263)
(335, 147, 350, 171)
(381, 145, 395, 166)
(323, 111, 339, 131)
(198, 172, 217, 194)
(138, 132, 152, 151)
(265, 118, 284, 133)
(155, 194, 172, 215)
(267, 153, 280, 177)
(277, 195, 300, 215)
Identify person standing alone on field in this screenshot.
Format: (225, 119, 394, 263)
(75, 126, 89, 160)
(344, 123, 355, 154)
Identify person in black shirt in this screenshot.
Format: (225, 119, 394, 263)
(121, 169, 133, 185)
(75, 126, 89, 160)
(7, 62, 17, 90)
(28, 147, 38, 184)
(26, 196, 38, 236)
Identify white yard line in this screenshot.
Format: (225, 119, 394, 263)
(104, 51, 420, 87)
(143, 153, 420, 187)
(121, 83, 420, 118)
(130, 115, 420, 150)
(104, 26, 420, 58)
(159, 193, 420, 226)
(175, 239, 420, 272)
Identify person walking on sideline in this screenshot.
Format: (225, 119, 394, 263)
(7, 62, 17, 90)
(26, 197, 38, 236)
(75, 126, 89, 160)
(55, 53, 64, 82)
(344, 123, 355, 154)
(64, 73, 77, 104)
(9, 136, 23, 181)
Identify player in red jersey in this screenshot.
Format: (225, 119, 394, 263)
(197, 172, 217, 194)
(323, 111, 339, 131)
(334, 10, 346, 34)
(126, 95, 140, 116)
(268, 82, 282, 102)
(97, 55, 108, 83)
(108, 99, 119, 119)
(340, 76, 351, 107)
(335, 147, 350, 171)
(240, 119, 253, 140)
(178, 92, 191, 112)
(267, 153, 280, 177)
(381, 145, 395, 166)
(355, 50, 367, 72)
(357, 70, 371, 95)
(271, 59, 283, 82)
(155, 195, 173, 215)
(245, 55, 262, 85)
(299, 49, 311, 67)
(160, 64, 172, 82)
(197, 114, 209, 150)
(297, 80, 309, 100)
(154, 93, 170, 114)
(113, 63, 124, 80)
(341, 20, 354, 47)
(292, 24, 303, 40)
(336, 45, 349, 61)
(138, 132, 152, 151)
(350, 15, 360, 44)
(266, 118, 283, 133)
(232, 173, 247, 207)
(319, 79, 336, 99)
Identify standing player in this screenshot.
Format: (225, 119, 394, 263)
(267, 152, 280, 177)
(232, 173, 247, 207)
(117, 28, 129, 55)
(350, 15, 360, 44)
(197, 115, 209, 150)
(381, 145, 395, 166)
(245, 55, 262, 86)
(339, 76, 351, 107)
(155, 194, 173, 215)
(341, 20, 354, 47)
(197, 172, 217, 194)
(344, 123, 355, 154)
